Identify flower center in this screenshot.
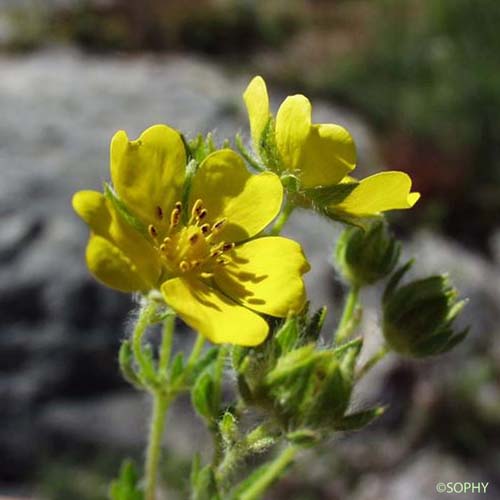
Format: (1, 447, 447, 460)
(147, 199, 234, 276)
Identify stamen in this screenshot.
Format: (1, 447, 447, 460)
(155, 206, 163, 220)
(170, 207, 181, 228)
(212, 218, 227, 232)
(200, 223, 210, 235)
(163, 236, 172, 245)
(221, 242, 235, 252)
(160, 243, 167, 252)
(198, 209, 207, 220)
(175, 201, 182, 211)
(216, 258, 228, 265)
(191, 199, 204, 218)
(179, 260, 190, 272)
(189, 234, 200, 245)
(148, 224, 158, 238)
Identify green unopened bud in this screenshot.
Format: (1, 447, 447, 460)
(280, 173, 300, 193)
(265, 345, 355, 430)
(383, 263, 468, 357)
(335, 221, 401, 287)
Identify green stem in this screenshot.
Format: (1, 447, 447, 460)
(211, 345, 229, 465)
(334, 285, 361, 344)
(356, 345, 389, 381)
(132, 302, 157, 380)
(239, 446, 297, 500)
(158, 312, 176, 380)
(270, 202, 294, 235)
(145, 391, 171, 500)
(186, 333, 205, 372)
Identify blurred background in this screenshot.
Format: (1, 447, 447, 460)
(1, 0, 499, 498)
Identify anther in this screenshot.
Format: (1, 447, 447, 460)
(189, 234, 200, 245)
(200, 223, 210, 235)
(155, 206, 163, 220)
(212, 218, 227, 232)
(198, 209, 207, 220)
(170, 207, 181, 227)
(192, 199, 204, 217)
(148, 224, 158, 238)
(160, 243, 167, 252)
(179, 260, 190, 272)
(163, 236, 172, 245)
(175, 201, 182, 211)
(222, 242, 235, 252)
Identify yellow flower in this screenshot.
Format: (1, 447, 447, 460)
(73, 125, 310, 346)
(243, 76, 420, 217)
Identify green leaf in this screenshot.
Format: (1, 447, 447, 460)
(118, 340, 143, 389)
(334, 406, 386, 431)
(219, 411, 239, 447)
(275, 317, 299, 354)
(109, 460, 143, 500)
(190, 347, 219, 383)
(192, 371, 216, 420)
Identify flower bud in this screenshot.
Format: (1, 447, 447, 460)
(335, 221, 401, 287)
(383, 263, 468, 357)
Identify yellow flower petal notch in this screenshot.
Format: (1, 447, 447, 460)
(243, 76, 420, 217)
(73, 125, 310, 346)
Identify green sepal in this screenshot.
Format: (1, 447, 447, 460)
(383, 259, 414, 303)
(109, 459, 143, 500)
(303, 182, 359, 206)
(103, 183, 148, 236)
(286, 429, 321, 447)
(235, 133, 265, 172)
(275, 316, 299, 355)
(187, 132, 217, 165)
(259, 117, 282, 173)
(118, 340, 143, 389)
(323, 206, 379, 230)
(334, 406, 386, 431)
(219, 411, 239, 447)
(303, 306, 327, 343)
(192, 371, 217, 420)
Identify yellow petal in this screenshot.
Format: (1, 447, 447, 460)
(214, 236, 310, 317)
(189, 149, 283, 242)
(72, 190, 111, 234)
(298, 123, 356, 188)
(334, 171, 421, 216)
(73, 190, 161, 288)
(275, 94, 311, 171)
(161, 277, 268, 346)
(86, 235, 150, 293)
(243, 76, 271, 152)
(110, 124, 186, 229)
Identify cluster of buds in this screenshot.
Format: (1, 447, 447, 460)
(233, 309, 383, 445)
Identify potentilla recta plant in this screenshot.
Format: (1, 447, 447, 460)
(72, 76, 467, 500)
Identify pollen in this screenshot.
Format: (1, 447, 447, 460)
(152, 198, 236, 276)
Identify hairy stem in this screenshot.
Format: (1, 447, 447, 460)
(158, 313, 176, 380)
(239, 446, 297, 500)
(145, 391, 171, 500)
(334, 285, 361, 344)
(132, 302, 157, 376)
(211, 345, 229, 465)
